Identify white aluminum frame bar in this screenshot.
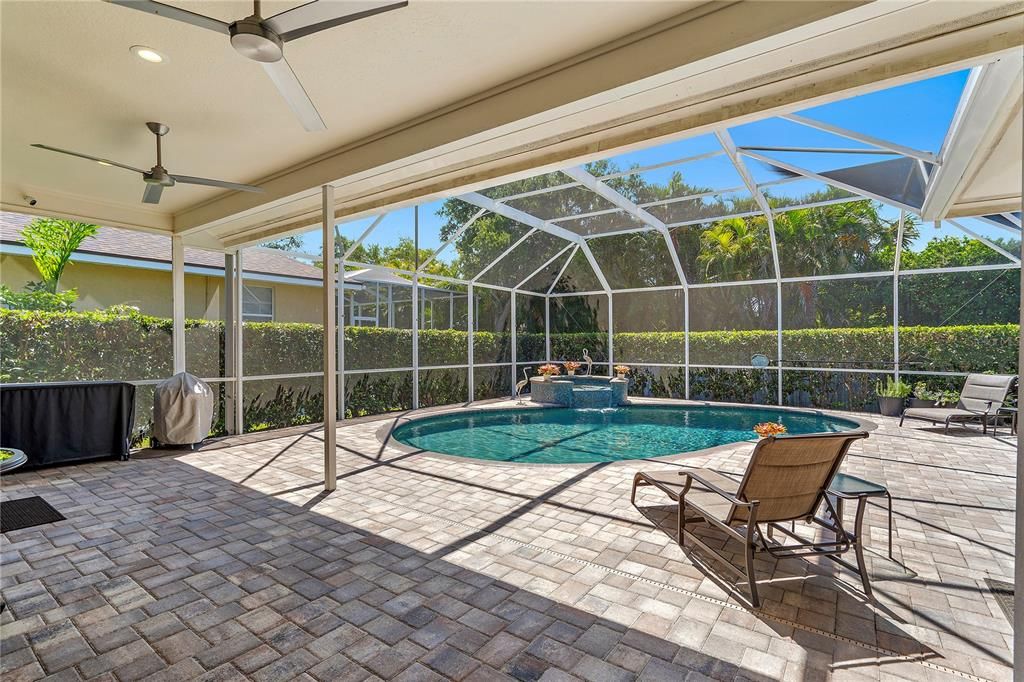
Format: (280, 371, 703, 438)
(739, 150, 920, 213)
(418, 208, 486, 273)
(893, 211, 905, 380)
(949, 219, 1021, 263)
(781, 113, 938, 163)
(460, 191, 612, 294)
(596, 149, 724, 181)
(739, 146, 899, 156)
(547, 244, 579, 295)
(473, 228, 538, 283)
(232, 250, 244, 434)
(562, 165, 689, 288)
(321, 185, 337, 492)
(342, 214, 386, 261)
(513, 243, 575, 291)
(467, 283, 475, 401)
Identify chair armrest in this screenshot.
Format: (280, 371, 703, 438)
(678, 471, 754, 507)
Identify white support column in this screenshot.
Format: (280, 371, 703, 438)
(544, 297, 551, 363)
(412, 275, 419, 408)
(338, 254, 346, 422)
(321, 184, 337, 492)
(412, 205, 420, 409)
(893, 211, 905, 382)
(510, 290, 517, 395)
(1015, 234, 1024, 675)
(223, 252, 239, 435)
(171, 235, 186, 375)
(387, 285, 394, 328)
(232, 250, 243, 435)
(607, 293, 614, 376)
(776, 281, 783, 405)
(467, 284, 475, 402)
(684, 288, 690, 400)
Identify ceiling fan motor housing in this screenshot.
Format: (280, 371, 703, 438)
(230, 18, 284, 63)
(144, 167, 175, 186)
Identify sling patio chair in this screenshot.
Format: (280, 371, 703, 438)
(630, 431, 869, 608)
(900, 373, 1016, 434)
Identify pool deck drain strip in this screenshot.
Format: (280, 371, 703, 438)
(398, 502, 997, 682)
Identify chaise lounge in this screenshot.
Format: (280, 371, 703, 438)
(631, 431, 869, 607)
(900, 373, 1016, 434)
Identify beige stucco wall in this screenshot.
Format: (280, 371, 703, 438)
(0, 253, 321, 323)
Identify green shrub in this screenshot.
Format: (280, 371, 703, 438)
(0, 309, 1017, 436)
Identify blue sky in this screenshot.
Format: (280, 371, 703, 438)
(289, 69, 972, 259)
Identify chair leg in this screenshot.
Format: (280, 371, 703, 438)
(630, 475, 642, 505)
(677, 497, 685, 547)
(899, 414, 904, 427)
(744, 536, 760, 608)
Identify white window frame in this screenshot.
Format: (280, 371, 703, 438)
(242, 284, 274, 322)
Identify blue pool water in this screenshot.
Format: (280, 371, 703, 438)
(391, 405, 861, 464)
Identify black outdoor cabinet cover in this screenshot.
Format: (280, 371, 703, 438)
(0, 381, 136, 467)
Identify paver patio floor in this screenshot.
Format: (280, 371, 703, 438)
(1, 399, 1016, 681)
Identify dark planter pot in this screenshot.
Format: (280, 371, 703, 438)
(909, 398, 936, 409)
(877, 396, 905, 417)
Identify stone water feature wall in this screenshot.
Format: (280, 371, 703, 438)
(529, 375, 628, 407)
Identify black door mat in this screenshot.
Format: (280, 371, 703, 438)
(985, 578, 1013, 625)
(1, 496, 65, 533)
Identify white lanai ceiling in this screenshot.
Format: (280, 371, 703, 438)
(1, 0, 1022, 250)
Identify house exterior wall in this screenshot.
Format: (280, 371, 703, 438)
(0, 253, 321, 323)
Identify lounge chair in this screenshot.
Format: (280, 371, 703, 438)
(900, 373, 1016, 434)
(631, 431, 869, 607)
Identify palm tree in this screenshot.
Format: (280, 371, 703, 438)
(697, 218, 771, 282)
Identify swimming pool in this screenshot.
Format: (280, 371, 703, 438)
(390, 405, 862, 464)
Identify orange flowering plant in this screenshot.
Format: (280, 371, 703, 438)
(563, 361, 581, 372)
(753, 422, 787, 438)
(538, 363, 561, 377)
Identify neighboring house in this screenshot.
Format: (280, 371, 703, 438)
(0, 212, 325, 323)
(0, 212, 461, 327)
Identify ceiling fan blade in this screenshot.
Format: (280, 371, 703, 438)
(261, 58, 326, 132)
(142, 183, 164, 204)
(172, 175, 263, 193)
(31, 144, 146, 174)
(103, 0, 229, 34)
(265, 0, 408, 42)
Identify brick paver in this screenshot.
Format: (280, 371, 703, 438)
(0, 398, 1015, 680)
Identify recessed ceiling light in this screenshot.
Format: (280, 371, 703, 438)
(130, 45, 166, 63)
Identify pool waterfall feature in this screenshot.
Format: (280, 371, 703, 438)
(530, 375, 628, 408)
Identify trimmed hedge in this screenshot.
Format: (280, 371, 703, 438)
(1, 309, 1017, 436)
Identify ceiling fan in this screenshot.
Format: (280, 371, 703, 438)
(105, 0, 409, 132)
(32, 121, 264, 205)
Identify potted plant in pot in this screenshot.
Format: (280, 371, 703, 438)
(909, 382, 939, 408)
(614, 365, 630, 379)
(875, 377, 912, 417)
(563, 360, 581, 376)
(537, 364, 561, 381)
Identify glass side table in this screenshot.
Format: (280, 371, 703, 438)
(823, 473, 894, 599)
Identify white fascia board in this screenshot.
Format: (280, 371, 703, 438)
(0, 242, 336, 289)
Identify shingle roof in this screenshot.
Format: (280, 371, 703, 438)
(0, 212, 322, 281)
